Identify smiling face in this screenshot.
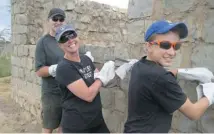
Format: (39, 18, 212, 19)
(58, 31, 80, 54)
(48, 15, 65, 33)
(146, 31, 181, 67)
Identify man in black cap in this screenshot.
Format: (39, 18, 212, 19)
(123, 20, 214, 133)
(35, 8, 95, 133)
(35, 8, 66, 133)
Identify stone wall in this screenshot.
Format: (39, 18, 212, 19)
(10, 0, 129, 132)
(10, 0, 214, 133)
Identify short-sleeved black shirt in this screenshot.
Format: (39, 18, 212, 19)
(124, 56, 187, 133)
(55, 55, 103, 130)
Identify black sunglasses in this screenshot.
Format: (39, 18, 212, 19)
(52, 16, 65, 22)
(59, 31, 77, 43)
(149, 40, 182, 50)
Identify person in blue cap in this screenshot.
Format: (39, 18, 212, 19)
(123, 20, 214, 133)
(54, 24, 115, 133)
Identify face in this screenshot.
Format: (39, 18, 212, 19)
(59, 31, 80, 54)
(146, 31, 181, 67)
(48, 15, 65, 32)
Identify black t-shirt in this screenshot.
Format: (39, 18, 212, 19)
(55, 55, 103, 130)
(35, 34, 64, 95)
(124, 56, 187, 133)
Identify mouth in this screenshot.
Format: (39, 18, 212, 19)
(164, 57, 173, 62)
(69, 43, 76, 48)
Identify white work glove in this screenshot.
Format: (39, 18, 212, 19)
(196, 83, 214, 106)
(85, 51, 94, 62)
(48, 64, 58, 77)
(115, 59, 138, 79)
(177, 67, 214, 83)
(94, 61, 115, 86)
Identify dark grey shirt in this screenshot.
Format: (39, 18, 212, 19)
(35, 34, 64, 95)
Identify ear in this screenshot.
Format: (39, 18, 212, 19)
(145, 42, 153, 53)
(58, 43, 63, 49)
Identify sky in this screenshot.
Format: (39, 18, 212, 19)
(89, 0, 129, 9)
(0, 0, 11, 40)
(0, 0, 129, 40)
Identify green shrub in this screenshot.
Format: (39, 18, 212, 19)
(0, 55, 11, 77)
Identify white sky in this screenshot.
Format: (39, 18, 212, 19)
(89, 0, 129, 9)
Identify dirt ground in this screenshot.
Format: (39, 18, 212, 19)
(0, 76, 42, 133)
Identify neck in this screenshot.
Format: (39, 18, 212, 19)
(49, 30, 55, 37)
(64, 52, 81, 62)
(146, 55, 160, 66)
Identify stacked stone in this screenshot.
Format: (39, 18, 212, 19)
(11, 0, 44, 122)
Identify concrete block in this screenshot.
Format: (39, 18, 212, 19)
(191, 43, 214, 72)
(13, 25, 28, 34)
(84, 44, 115, 63)
(13, 1, 27, 14)
(114, 89, 127, 113)
(100, 88, 114, 109)
(28, 45, 36, 58)
(128, 0, 153, 19)
(206, 0, 214, 8)
(127, 19, 145, 44)
(14, 34, 27, 45)
(106, 111, 124, 132)
(79, 15, 92, 24)
(15, 14, 28, 25)
(203, 11, 214, 43)
(66, 1, 76, 10)
(174, 111, 198, 132)
(163, 0, 195, 12)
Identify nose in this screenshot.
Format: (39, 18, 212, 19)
(67, 38, 74, 43)
(167, 46, 176, 56)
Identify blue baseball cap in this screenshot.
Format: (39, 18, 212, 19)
(144, 20, 188, 42)
(55, 24, 76, 42)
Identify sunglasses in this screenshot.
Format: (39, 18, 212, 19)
(149, 40, 181, 50)
(52, 16, 65, 22)
(59, 31, 77, 43)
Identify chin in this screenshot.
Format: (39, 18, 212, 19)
(162, 62, 172, 67)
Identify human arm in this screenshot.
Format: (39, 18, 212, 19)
(35, 38, 57, 77)
(56, 61, 115, 102)
(169, 68, 214, 83)
(152, 72, 210, 120)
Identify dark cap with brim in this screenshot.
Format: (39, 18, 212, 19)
(55, 24, 76, 42)
(48, 8, 66, 19)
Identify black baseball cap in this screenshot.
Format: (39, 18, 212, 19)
(48, 8, 66, 19)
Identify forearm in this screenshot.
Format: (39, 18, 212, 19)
(36, 66, 50, 77)
(87, 79, 102, 102)
(188, 97, 209, 120)
(192, 97, 209, 119)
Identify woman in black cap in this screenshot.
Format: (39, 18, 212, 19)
(55, 24, 114, 133)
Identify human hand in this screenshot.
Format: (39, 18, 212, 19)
(196, 83, 214, 106)
(85, 51, 94, 62)
(48, 64, 58, 77)
(94, 61, 115, 86)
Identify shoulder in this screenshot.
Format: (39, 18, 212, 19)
(36, 34, 49, 46)
(57, 59, 75, 72)
(131, 58, 167, 80)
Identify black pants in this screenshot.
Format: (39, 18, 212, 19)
(62, 120, 110, 133)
